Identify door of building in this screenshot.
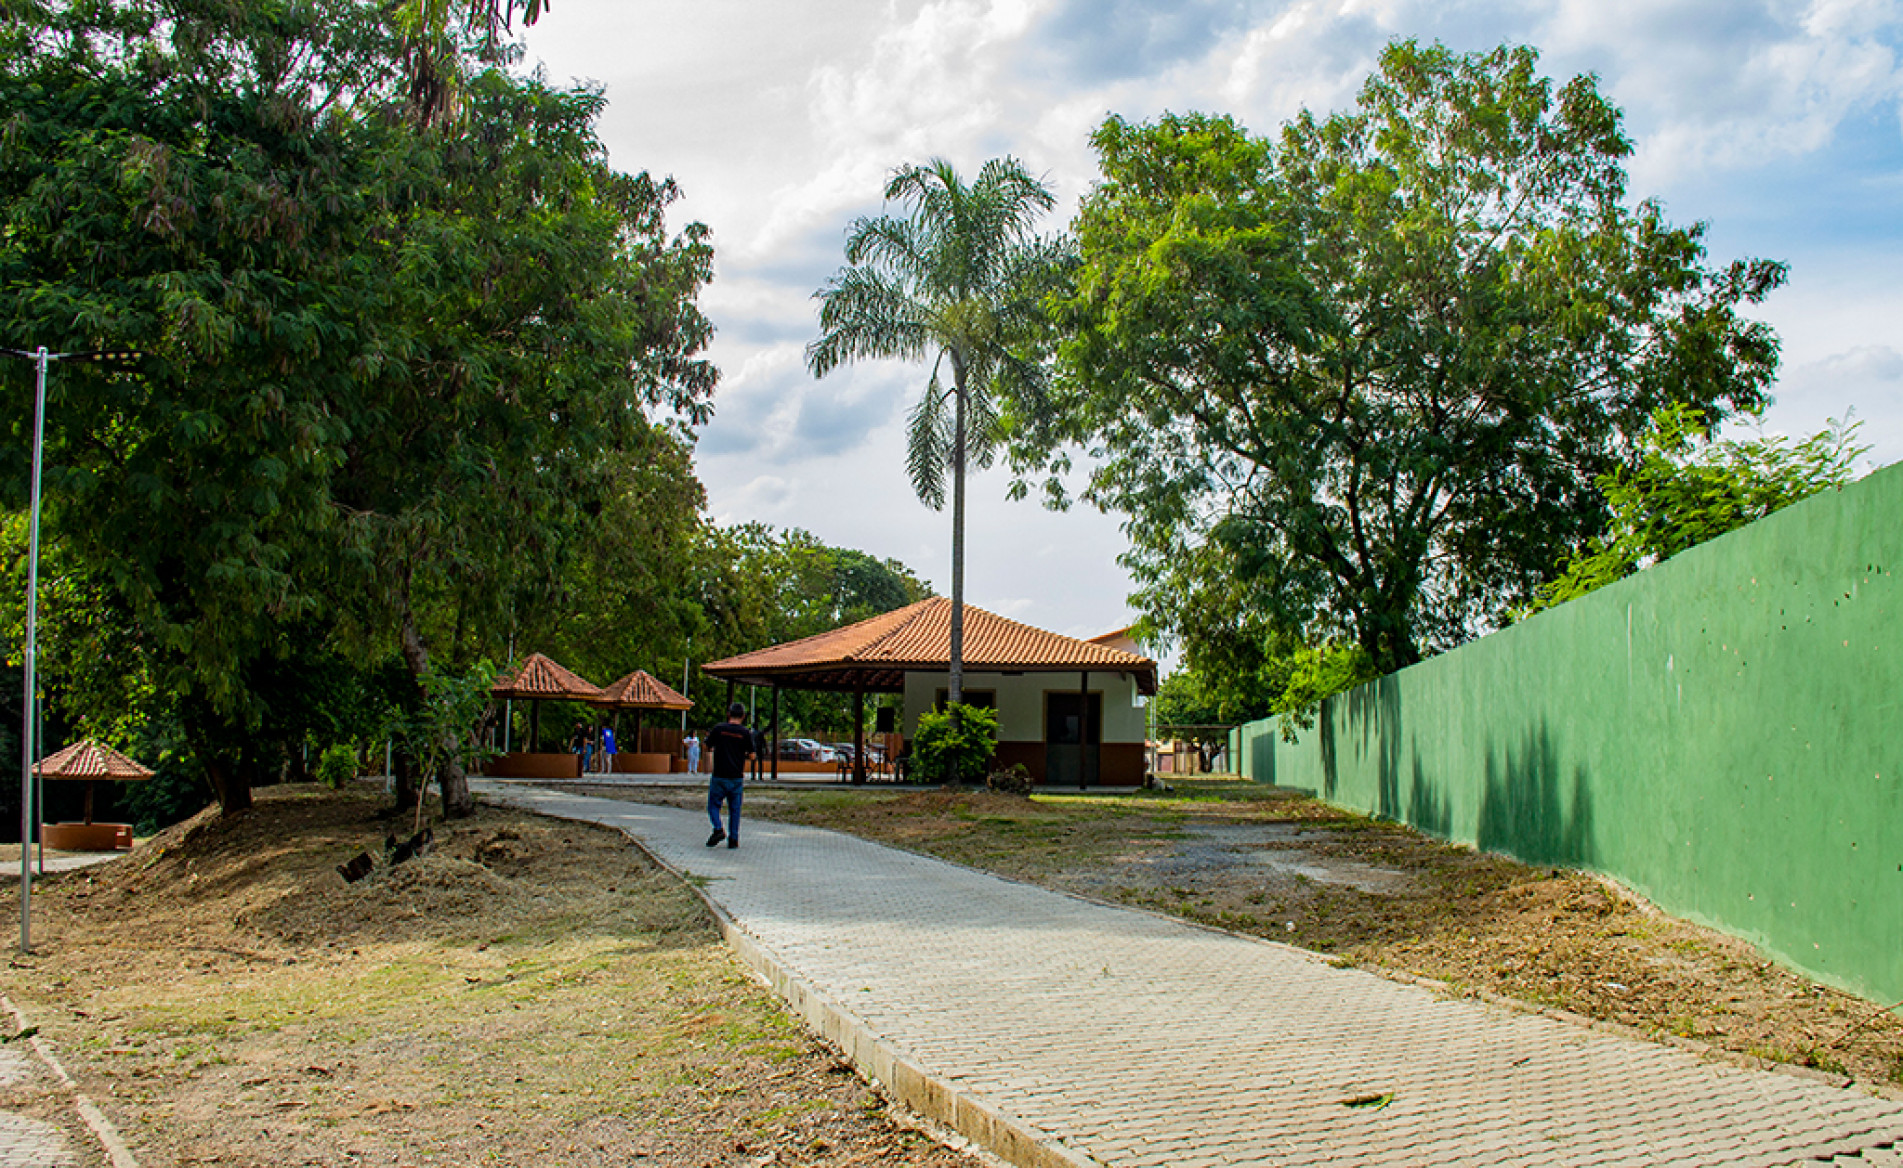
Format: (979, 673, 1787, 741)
(1045, 690, 1101, 788)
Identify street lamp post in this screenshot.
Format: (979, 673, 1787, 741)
(5, 346, 141, 954)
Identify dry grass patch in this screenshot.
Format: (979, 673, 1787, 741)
(5, 785, 985, 1167)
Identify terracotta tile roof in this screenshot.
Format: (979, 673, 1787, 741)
(35, 739, 154, 780)
(593, 670, 693, 712)
(703, 597, 1157, 693)
(490, 653, 606, 701)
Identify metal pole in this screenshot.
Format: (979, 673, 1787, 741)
(33, 702, 44, 875)
(19, 348, 48, 953)
(503, 629, 515, 754)
(680, 637, 690, 733)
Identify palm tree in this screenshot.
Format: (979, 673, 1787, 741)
(807, 157, 1058, 707)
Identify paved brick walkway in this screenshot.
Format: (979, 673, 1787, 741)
(0, 1049, 75, 1168)
(475, 781, 1903, 1168)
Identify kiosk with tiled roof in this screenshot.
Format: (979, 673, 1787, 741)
(704, 598, 1156, 786)
(35, 739, 153, 851)
(591, 670, 694, 774)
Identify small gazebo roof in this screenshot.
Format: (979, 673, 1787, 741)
(35, 739, 153, 780)
(592, 670, 693, 712)
(490, 653, 605, 702)
(702, 597, 1157, 694)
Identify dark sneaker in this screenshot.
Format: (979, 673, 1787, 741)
(727, 838, 739, 849)
(705, 829, 725, 847)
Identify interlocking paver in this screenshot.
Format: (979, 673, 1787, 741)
(476, 781, 1903, 1168)
(0, 1049, 76, 1168)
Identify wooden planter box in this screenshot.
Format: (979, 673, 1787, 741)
(43, 822, 133, 851)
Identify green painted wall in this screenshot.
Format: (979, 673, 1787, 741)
(1239, 461, 1903, 1006)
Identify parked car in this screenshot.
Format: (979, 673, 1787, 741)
(776, 738, 833, 763)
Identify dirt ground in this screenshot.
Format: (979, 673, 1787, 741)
(2, 785, 989, 1168)
(584, 779, 1903, 1094)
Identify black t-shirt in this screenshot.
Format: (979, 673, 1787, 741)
(706, 721, 755, 779)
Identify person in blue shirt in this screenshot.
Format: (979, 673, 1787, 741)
(599, 724, 616, 773)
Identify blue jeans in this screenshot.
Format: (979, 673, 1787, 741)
(707, 776, 743, 840)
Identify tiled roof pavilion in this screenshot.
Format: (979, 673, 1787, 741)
(702, 597, 1157, 695)
(35, 739, 153, 780)
(593, 669, 693, 712)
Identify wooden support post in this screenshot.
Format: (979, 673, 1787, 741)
(1080, 670, 1090, 790)
(853, 680, 866, 785)
(770, 685, 781, 782)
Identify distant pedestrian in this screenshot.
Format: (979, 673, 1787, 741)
(685, 732, 702, 776)
(704, 704, 756, 849)
(599, 724, 616, 773)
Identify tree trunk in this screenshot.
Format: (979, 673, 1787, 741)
(397, 599, 474, 819)
(183, 703, 251, 817)
(949, 362, 966, 708)
(946, 355, 969, 786)
(392, 750, 417, 812)
(202, 755, 252, 817)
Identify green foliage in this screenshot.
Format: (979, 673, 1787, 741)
(1012, 40, 1785, 679)
(390, 658, 499, 800)
(912, 702, 998, 785)
(1525, 405, 1867, 614)
(808, 157, 1062, 511)
(316, 744, 360, 790)
(809, 156, 1065, 700)
(0, 1, 716, 815)
(1155, 637, 1377, 748)
(1266, 642, 1380, 742)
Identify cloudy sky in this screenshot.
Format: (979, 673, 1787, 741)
(518, 0, 1903, 647)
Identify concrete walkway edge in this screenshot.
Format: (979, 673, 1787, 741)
(621, 820, 1104, 1168)
(3, 995, 142, 1168)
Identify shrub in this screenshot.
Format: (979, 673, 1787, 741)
(985, 763, 1033, 796)
(316, 744, 358, 790)
(912, 702, 997, 785)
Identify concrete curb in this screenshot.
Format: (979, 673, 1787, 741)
(497, 786, 1104, 1168)
(2, 996, 141, 1168)
(710, 911, 1102, 1168)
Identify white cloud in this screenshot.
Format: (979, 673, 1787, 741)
(1535, 0, 1903, 186)
(1760, 345, 1903, 470)
(522, 0, 1903, 650)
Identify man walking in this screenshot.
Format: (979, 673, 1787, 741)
(704, 703, 755, 849)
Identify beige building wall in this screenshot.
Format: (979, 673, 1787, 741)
(902, 670, 1148, 743)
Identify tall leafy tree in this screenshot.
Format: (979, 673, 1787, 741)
(0, 0, 407, 813)
(807, 157, 1060, 703)
(1, 1, 717, 819)
(1013, 41, 1785, 677)
(328, 68, 716, 817)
